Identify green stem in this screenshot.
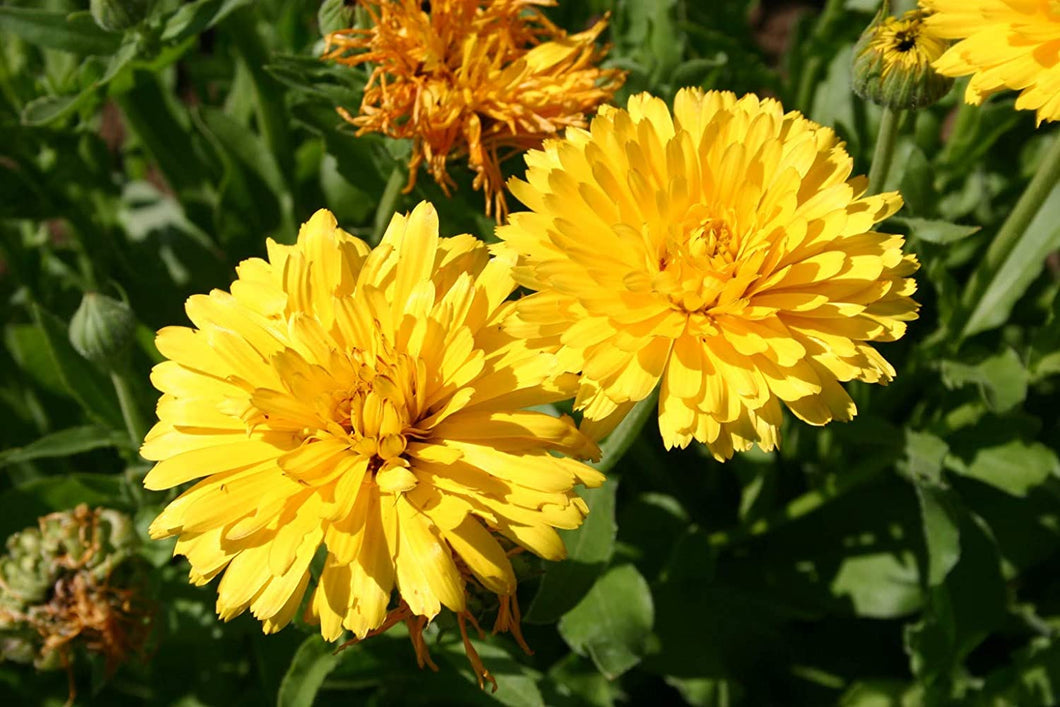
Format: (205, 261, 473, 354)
(590, 386, 660, 475)
(955, 129, 1060, 339)
(867, 106, 903, 195)
(371, 167, 405, 245)
(111, 370, 148, 449)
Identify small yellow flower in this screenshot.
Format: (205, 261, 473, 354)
(852, 9, 953, 109)
(323, 0, 624, 219)
(141, 204, 602, 685)
(921, 0, 1060, 123)
(496, 89, 920, 460)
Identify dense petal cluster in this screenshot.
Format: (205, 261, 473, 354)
(922, 0, 1060, 123)
(323, 0, 624, 218)
(496, 89, 919, 459)
(141, 204, 602, 680)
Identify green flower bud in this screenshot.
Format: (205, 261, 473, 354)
(89, 0, 154, 32)
(68, 292, 137, 369)
(852, 9, 953, 110)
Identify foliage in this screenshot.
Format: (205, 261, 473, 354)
(1, 0, 1059, 705)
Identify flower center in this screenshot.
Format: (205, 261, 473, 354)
(893, 29, 916, 53)
(654, 206, 743, 315)
(329, 352, 415, 474)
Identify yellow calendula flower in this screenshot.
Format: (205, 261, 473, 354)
(921, 0, 1060, 123)
(496, 89, 919, 460)
(323, 0, 624, 219)
(141, 203, 602, 686)
(852, 9, 953, 109)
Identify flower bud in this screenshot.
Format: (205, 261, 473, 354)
(68, 292, 137, 369)
(852, 9, 953, 110)
(89, 0, 154, 32)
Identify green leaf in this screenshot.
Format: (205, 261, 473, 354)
(276, 635, 342, 707)
(892, 217, 980, 245)
(442, 638, 545, 707)
(947, 439, 1060, 497)
(962, 182, 1060, 337)
(829, 551, 922, 618)
(160, 0, 252, 42)
(904, 509, 1006, 687)
(526, 480, 617, 624)
(977, 636, 1060, 705)
(0, 425, 127, 467)
(839, 680, 922, 707)
(913, 482, 962, 586)
(664, 676, 744, 707)
(897, 146, 935, 217)
(558, 564, 654, 679)
(199, 107, 288, 201)
(31, 305, 125, 431)
(116, 71, 212, 195)
(900, 430, 950, 483)
(318, 0, 356, 35)
(939, 96, 1023, 173)
(21, 93, 89, 126)
(545, 654, 615, 707)
(1030, 290, 1060, 381)
(941, 348, 1029, 413)
(0, 8, 121, 56)
(19, 37, 137, 126)
(5, 324, 66, 396)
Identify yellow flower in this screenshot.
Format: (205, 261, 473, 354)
(922, 0, 1060, 123)
(496, 89, 919, 460)
(141, 204, 602, 685)
(323, 0, 624, 219)
(852, 9, 953, 109)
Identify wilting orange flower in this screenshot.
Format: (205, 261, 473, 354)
(922, 0, 1060, 123)
(323, 0, 624, 219)
(141, 204, 602, 687)
(496, 89, 919, 460)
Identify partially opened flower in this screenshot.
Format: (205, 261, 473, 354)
(852, 8, 953, 109)
(921, 0, 1060, 123)
(323, 0, 624, 219)
(141, 204, 602, 686)
(496, 89, 919, 460)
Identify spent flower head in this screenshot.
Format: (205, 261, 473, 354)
(322, 0, 625, 219)
(496, 88, 920, 460)
(141, 204, 602, 687)
(0, 505, 151, 679)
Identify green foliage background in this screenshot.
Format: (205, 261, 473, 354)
(2, 0, 1060, 705)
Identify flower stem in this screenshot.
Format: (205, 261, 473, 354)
(590, 386, 660, 475)
(867, 106, 903, 194)
(371, 166, 405, 245)
(111, 370, 148, 449)
(956, 128, 1060, 339)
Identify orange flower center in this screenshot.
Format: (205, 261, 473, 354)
(654, 206, 746, 316)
